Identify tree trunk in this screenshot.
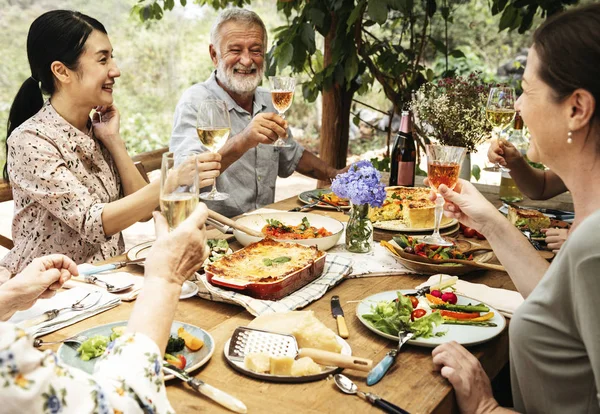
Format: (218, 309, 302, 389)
(317, 15, 352, 188)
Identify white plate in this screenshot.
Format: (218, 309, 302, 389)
(126, 240, 232, 268)
(223, 335, 351, 383)
(373, 218, 458, 232)
(297, 189, 350, 210)
(58, 321, 214, 381)
(356, 290, 506, 347)
(180, 280, 199, 299)
(233, 212, 344, 251)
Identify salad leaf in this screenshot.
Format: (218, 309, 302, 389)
(362, 292, 446, 339)
(77, 335, 109, 361)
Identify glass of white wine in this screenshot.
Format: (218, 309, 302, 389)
(160, 152, 199, 231)
(196, 99, 231, 201)
(269, 76, 295, 148)
(484, 87, 516, 172)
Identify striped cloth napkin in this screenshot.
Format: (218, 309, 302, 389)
(195, 255, 353, 316)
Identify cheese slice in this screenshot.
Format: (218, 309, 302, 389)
(291, 357, 322, 376)
(244, 353, 271, 374)
(270, 355, 295, 375)
(248, 311, 342, 353)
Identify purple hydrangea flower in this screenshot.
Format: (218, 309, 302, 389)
(331, 161, 386, 207)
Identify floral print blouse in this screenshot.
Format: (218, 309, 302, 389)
(0, 323, 175, 413)
(1, 101, 124, 274)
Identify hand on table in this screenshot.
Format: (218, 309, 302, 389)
(424, 178, 502, 237)
(145, 204, 209, 286)
(0, 255, 78, 320)
(432, 341, 500, 414)
(488, 138, 522, 168)
(541, 228, 568, 253)
(237, 113, 288, 148)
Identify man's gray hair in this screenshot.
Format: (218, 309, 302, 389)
(210, 8, 268, 51)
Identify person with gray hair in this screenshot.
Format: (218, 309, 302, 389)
(170, 8, 347, 217)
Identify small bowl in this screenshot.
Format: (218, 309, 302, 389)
(234, 212, 344, 251)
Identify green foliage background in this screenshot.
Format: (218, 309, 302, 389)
(0, 0, 578, 168)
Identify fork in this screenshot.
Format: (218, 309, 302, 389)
(33, 334, 88, 348)
(289, 199, 320, 212)
(19, 292, 102, 329)
(521, 230, 542, 250)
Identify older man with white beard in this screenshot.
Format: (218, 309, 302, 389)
(170, 8, 346, 217)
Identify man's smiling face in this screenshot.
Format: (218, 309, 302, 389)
(212, 21, 265, 97)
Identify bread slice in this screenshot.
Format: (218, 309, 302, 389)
(507, 206, 551, 232)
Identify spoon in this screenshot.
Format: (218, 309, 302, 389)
(333, 374, 410, 414)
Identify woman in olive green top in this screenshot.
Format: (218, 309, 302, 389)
(429, 4, 600, 413)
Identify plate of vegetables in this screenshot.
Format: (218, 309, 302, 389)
(58, 321, 214, 380)
(356, 289, 506, 347)
(382, 235, 498, 275)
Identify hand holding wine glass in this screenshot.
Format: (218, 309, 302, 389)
(483, 87, 516, 172)
(422, 144, 467, 247)
(196, 99, 231, 201)
(269, 76, 295, 148)
(160, 152, 200, 231)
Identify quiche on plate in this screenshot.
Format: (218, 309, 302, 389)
(368, 186, 454, 230)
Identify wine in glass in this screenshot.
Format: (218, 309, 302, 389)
(196, 99, 230, 201)
(484, 87, 516, 172)
(160, 152, 199, 231)
(269, 76, 295, 148)
(421, 144, 467, 247)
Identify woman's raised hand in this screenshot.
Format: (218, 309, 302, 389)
(425, 178, 504, 237)
(92, 104, 123, 149)
(144, 204, 210, 286)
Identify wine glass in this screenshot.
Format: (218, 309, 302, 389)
(269, 76, 295, 148)
(483, 87, 516, 172)
(421, 144, 467, 247)
(160, 152, 199, 231)
(196, 99, 230, 201)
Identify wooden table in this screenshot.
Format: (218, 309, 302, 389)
(42, 184, 573, 414)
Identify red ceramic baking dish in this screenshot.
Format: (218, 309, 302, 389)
(204, 239, 327, 301)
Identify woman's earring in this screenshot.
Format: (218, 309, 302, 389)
(567, 131, 573, 144)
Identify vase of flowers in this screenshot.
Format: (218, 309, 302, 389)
(411, 72, 492, 154)
(331, 160, 386, 253)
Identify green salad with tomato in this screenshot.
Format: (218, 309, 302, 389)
(362, 293, 446, 339)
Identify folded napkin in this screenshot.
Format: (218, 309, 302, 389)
(330, 226, 417, 277)
(8, 286, 121, 337)
(195, 255, 353, 316)
(63, 264, 145, 301)
(415, 274, 524, 318)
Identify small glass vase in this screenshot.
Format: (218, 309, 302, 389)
(345, 202, 373, 253)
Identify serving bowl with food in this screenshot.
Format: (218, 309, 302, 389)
(233, 212, 344, 251)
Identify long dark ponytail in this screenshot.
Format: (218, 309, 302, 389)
(4, 10, 107, 181)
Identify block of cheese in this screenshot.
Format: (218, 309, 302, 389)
(248, 311, 342, 354)
(270, 355, 295, 375)
(291, 357, 322, 377)
(244, 353, 271, 374)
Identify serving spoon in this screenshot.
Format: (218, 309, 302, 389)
(333, 374, 409, 414)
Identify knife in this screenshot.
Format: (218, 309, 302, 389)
(331, 295, 349, 339)
(79, 258, 146, 276)
(162, 363, 247, 413)
(366, 331, 414, 386)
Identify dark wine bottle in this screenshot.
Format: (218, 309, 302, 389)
(389, 111, 416, 187)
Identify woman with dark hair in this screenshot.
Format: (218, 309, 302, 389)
(430, 4, 600, 413)
(2, 10, 220, 274)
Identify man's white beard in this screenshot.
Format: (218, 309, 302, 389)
(217, 59, 263, 97)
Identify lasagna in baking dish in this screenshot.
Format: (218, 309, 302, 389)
(204, 238, 325, 283)
(368, 186, 452, 229)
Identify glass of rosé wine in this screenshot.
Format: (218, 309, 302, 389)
(269, 76, 295, 148)
(421, 144, 467, 246)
